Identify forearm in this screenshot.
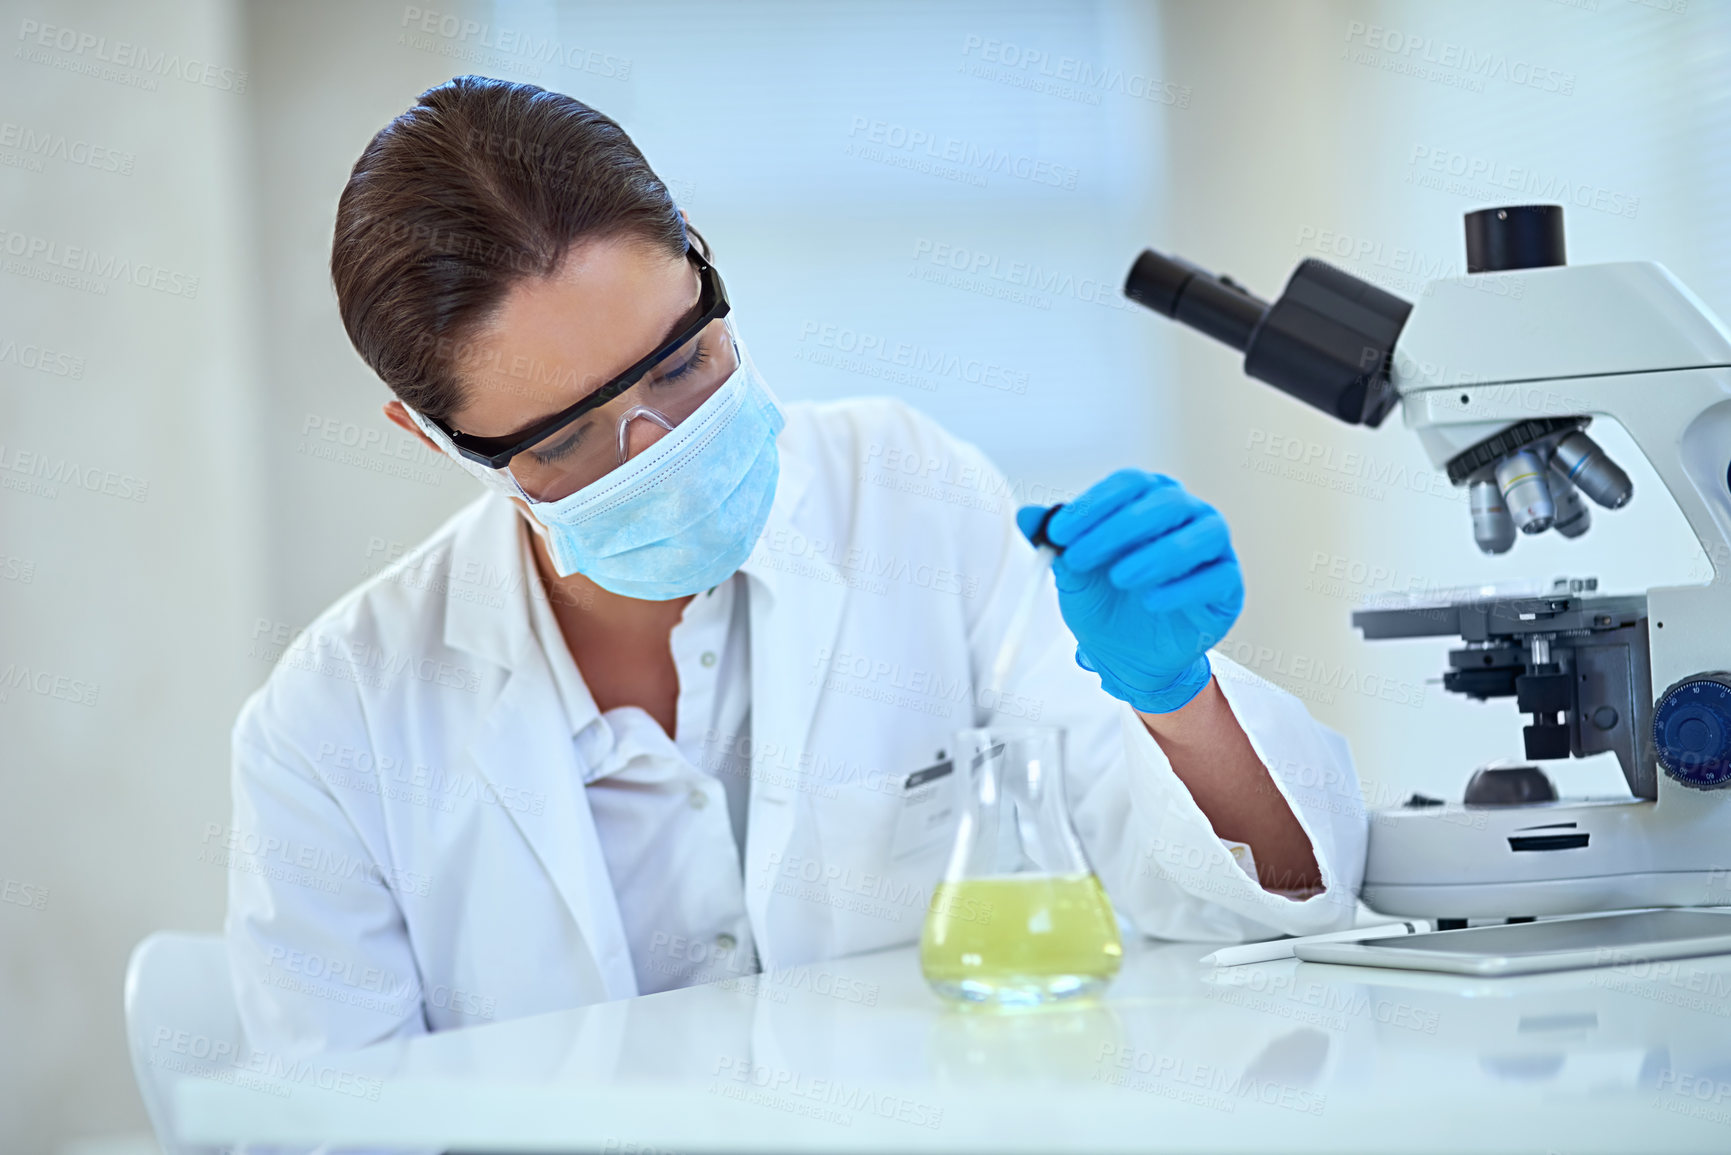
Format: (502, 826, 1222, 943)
(1136, 677, 1321, 893)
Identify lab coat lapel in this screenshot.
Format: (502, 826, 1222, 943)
(444, 496, 637, 1001)
(739, 439, 847, 962)
(465, 662, 636, 1000)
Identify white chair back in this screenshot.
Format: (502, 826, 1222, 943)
(124, 931, 243, 1155)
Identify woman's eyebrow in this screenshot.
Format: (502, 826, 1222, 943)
(641, 305, 698, 365)
(502, 285, 704, 440)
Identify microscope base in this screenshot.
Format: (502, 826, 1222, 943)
(1361, 797, 1731, 919)
(1364, 871, 1731, 920)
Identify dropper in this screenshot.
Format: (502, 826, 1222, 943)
(984, 504, 1064, 701)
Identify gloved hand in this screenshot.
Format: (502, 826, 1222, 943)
(1016, 469, 1243, 715)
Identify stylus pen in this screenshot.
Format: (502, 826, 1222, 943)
(1200, 921, 1432, 967)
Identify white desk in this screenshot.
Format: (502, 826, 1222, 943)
(178, 938, 1731, 1153)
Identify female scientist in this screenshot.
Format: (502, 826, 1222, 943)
(226, 75, 1365, 1054)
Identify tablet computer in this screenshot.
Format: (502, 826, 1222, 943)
(1294, 908, 1731, 976)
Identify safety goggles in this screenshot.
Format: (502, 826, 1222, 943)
(426, 246, 735, 502)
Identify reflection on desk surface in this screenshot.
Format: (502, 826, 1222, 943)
(347, 936, 1731, 1104)
(178, 938, 1731, 1152)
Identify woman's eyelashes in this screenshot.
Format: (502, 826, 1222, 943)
(655, 341, 709, 386)
(531, 422, 588, 465)
(526, 338, 712, 466)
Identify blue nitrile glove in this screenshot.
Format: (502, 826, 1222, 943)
(1016, 469, 1244, 715)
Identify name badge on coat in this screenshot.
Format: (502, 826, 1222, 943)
(888, 758, 956, 862)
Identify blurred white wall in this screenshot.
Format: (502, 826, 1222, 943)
(0, 0, 266, 1150)
(2, 0, 1726, 1150)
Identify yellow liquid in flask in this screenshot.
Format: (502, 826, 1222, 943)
(920, 872, 1123, 1006)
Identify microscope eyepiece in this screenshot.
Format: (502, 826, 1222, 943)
(1124, 248, 1411, 427)
(1124, 250, 1267, 351)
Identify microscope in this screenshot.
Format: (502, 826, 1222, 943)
(1125, 205, 1731, 924)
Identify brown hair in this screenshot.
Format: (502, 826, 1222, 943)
(331, 75, 698, 423)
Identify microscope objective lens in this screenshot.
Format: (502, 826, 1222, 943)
(1547, 460, 1591, 539)
(1469, 478, 1517, 554)
(1495, 450, 1556, 535)
(1552, 431, 1633, 510)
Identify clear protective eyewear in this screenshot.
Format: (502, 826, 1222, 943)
(427, 246, 736, 502)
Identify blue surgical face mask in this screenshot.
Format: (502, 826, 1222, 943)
(412, 340, 784, 600)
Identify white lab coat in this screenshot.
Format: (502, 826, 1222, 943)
(225, 397, 1366, 1059)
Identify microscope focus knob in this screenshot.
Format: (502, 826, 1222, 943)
(1653, 674, 1731, 791)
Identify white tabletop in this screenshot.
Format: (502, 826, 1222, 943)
(178, 937, 1731, 1153)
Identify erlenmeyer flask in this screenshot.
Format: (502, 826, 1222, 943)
(920, 726, 1123, 1006)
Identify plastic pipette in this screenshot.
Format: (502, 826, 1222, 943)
(986, 544, 1057, 696)
(984, 504, 1065, 701)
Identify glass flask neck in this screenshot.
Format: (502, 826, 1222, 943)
(945, 726, 1094, 882)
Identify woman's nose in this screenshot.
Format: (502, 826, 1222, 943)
(623, 412, 673, 460)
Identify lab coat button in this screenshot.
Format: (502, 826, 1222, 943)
(715, 932, 737, 951)
(700, 651, 718, 668)
(688, 788, 708, 809)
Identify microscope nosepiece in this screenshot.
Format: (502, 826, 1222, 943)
(1552, 431, 1632, 509)
(1469, 478, 1517, 554)
(1495, 450, 1555, 534)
